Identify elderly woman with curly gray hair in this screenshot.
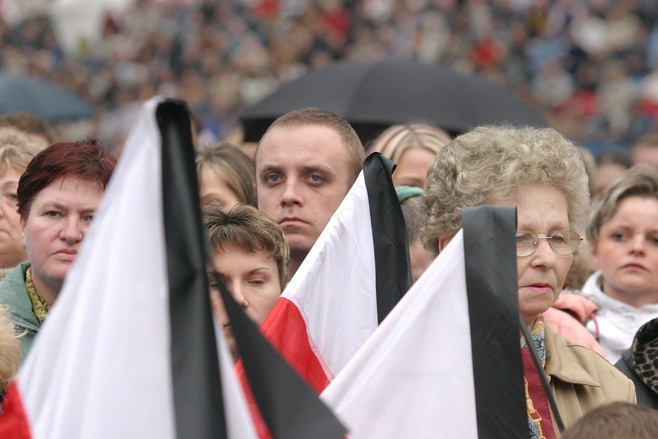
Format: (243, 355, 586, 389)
(421, 125, 635, 437)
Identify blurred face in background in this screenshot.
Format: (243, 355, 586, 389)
(198, 169, 241, 210)
(409, 239, 434, 283)
(591, 196, 658, 307)
(593, 162, 627, 201)
(392, 148, 436, 188)
(0, 167, 25, 267)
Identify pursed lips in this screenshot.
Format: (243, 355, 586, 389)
(278, 217, 308, 226)
(621, 262, 647, 271)
(53, 249, 78, 260)
(523, 282, 552, 293)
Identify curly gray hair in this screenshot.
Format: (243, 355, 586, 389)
(420, 125, 590, 254)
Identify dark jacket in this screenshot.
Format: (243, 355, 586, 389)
(614, 317, 658, 409)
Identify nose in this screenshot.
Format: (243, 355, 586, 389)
(629, 234, 647, 254)
(529, 239, 557, 268)
(280, 178, 303, 207)
(229, 283, 249, 310)
(59, 217, 84, 243)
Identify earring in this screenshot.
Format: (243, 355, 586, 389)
(21, 240, 26, 249)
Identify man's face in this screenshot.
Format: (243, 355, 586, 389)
(256, 124, 354, 259)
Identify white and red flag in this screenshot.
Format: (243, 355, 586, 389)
(239, 153, 410, 394)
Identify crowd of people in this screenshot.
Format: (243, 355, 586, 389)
(0, 103, 655, 435)
(2, 0, 658, 155)
(2, 0, 658, 436)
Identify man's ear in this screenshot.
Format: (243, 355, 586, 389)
(438, 236, 451, 252)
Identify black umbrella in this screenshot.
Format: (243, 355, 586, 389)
(0, 73, 94, 122)
(241, 59, 546, 144)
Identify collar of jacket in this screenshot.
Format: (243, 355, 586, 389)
(543, 325, 600, 387)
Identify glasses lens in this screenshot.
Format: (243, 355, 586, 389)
(549, 231, 582, 255)
(516, 232, 537, 257)
(548, 231, 570, 255)
(568, 231, 583, 253)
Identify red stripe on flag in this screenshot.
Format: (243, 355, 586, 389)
(236, 298, 330, 392)
(0, 382, 32, 439)
(235, 298, 331, 438)
(259, 297, 330, 393)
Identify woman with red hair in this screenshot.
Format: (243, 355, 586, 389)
(0, 139, 116, 366)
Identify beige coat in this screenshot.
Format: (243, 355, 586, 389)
(544, 325, 636, 436)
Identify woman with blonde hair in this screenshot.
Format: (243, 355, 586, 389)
(0, 128, 43, 280)
(0, 304, 21, 410)
(367, 123, 451, 188)
(196, 141, 256, 209)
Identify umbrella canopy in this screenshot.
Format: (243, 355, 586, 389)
(241, 59, 547, 144)
(0, 74, 94, 122)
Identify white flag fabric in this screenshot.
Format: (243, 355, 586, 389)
(321, 231, 478, 438)
(321, 206, 528, 439)
(0, 97, 256, 439)
(239, 153, 408, 396)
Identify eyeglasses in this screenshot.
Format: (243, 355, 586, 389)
(515, 231, 583, 257)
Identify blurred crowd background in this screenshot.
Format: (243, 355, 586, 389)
(1, 0, 658, 155)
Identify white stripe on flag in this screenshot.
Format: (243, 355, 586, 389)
(13, 97, 256, 439)
(256, 169, 379, 391)
(281, 172, 378, 379)
(321, 231, 478, 439)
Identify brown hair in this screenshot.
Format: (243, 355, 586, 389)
(587, 164, 658, 244)
(561, 402, 658, 439)
(256, 107, 365, 182)
(203, 204, 290, 290)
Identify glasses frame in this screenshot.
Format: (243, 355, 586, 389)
(515, 230, 583, 257)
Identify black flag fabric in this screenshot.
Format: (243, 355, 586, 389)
(322, 206, 527, 438)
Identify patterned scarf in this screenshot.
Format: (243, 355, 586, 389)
(25, 267, 50, 324)
(523, 316, 555, 439)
